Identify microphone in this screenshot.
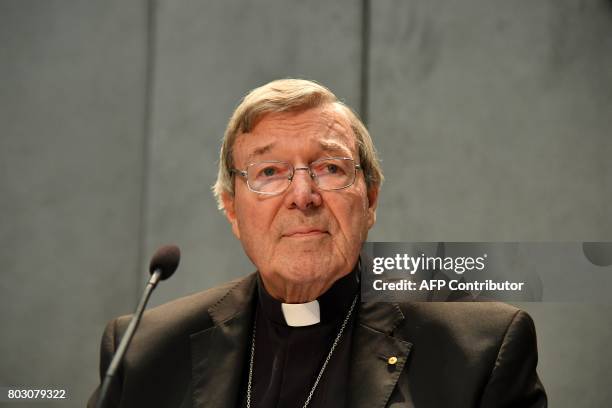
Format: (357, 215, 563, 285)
(95, 245, 181, 408)
(149, 244, 181, 281)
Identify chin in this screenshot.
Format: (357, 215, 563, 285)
(284, 268, 325, 285)
(277, 254, 343, 285)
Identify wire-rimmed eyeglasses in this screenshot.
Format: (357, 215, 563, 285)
(230, 157, 362, 195)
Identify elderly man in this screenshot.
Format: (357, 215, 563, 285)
(89, 79, 546, 407)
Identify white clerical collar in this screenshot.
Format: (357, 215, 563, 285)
(281, 300, 321, 327)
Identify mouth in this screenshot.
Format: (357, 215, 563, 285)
(283, 229, 329, 238)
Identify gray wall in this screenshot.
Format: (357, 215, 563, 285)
(1, 1, 610, 406)
(0, 1, 148, 405)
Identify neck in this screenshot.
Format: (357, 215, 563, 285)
(256, 267, 360, 326)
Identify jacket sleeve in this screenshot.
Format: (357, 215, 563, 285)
(479, 310, 548, 408)
(87, 318, 124, 408)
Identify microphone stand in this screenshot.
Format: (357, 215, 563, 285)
(95, 270, 163, 408)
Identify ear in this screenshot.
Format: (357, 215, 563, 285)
(366, 185, 379, 230)
(221, 192, 241, 239)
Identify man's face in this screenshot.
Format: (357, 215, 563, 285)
(222, 104, 378, 301)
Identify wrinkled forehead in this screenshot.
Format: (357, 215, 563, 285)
(232, 104, 358, 166)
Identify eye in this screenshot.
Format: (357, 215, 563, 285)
(252, 163, 289, 180)
(326, 164, 339, 174)
(312, 159, 349, 177)
(262, 167, 276, 177)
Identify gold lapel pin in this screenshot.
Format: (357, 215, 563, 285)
(387, 356, 398, 365)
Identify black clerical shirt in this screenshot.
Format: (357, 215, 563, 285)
(242, 269, 359, 408)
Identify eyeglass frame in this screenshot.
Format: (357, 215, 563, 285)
(230, 156, 363, 196)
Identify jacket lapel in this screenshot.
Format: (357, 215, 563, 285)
(190, 274, 257, 408)
(348, 301, 413, 408)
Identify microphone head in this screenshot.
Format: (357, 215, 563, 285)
(149, 245, 181, 280)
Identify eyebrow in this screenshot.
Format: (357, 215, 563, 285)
(246, 143, 276, 163)
(245, 138, 353, 164)
(317, 140, 352, 156)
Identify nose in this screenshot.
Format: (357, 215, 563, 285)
(285, 167, 322, 210)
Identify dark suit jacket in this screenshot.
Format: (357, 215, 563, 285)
(89, 273, 547, 407)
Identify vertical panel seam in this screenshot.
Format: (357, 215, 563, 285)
(136, 0, 157, 297)
(360, 0, 371, 125)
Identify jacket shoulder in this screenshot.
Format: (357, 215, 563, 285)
(397, 301, 523, 336)
(88, 275, 256, 408)
(390, 302, 544, 406)
(395, 302, 529, 367)
(116, 273, 256, 336)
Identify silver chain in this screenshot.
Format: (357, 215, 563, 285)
(246, 294, 358, 408)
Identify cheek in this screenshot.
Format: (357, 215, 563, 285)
(236, 203, 260, 234)
(235, 195, 277, 241)
(332, 192, 370, 239)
